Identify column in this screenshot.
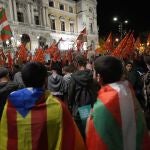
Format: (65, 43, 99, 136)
(45, 7, 49, 27)
(12, 0, 18, 22)
(42, 7, 46, 26)
(8, 0, 14, 21)
(27, 3, 31, 24)
(31, 4, 34, 25)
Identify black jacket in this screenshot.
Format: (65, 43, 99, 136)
(0, 82, 19, 120)
(68, 70, 99, 113)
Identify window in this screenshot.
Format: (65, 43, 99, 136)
(69, 6, 73, 13)
(70, 23, 74, 33)
(60, 4, 64, 11)
(49, 1, 54, 7)
(17, 12, 24, 22)
(90, 23, 93, 33)
(50, 19, 55, 30)
(61, 21, 65, 31)
(34, 16, 40, 25)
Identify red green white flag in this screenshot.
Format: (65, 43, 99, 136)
(86, 81, 150, 150)
(0, 7, 12, 42)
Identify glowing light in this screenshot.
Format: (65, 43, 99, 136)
(115, 38, 119, 42)
(11, 37, 14, 40)
(20, 34, 22, 37)
(6, 40, 9, 45)
(113, 17, 118, 21)
(37, 36, 40, 39)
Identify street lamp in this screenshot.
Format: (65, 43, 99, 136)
(113, 17, 128, 39)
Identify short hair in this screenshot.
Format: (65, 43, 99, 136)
(144, 55, 150, 65)
(75, 54, 86, 67)
(94, 56, 123, 84)
(21, 34, 30, 44)
(0, 67, 9, 78)
(21, 62, 47, 88)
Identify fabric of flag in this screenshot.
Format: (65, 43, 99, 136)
(17, 44, 28, 62)
(5, 50, 13, 68)
(134, 37, 141, 49)
(0, 7, 12, 41)
(86, 81, 150, 150)
(0, 48, 6, 66)
(32, 48, 45, 63)
(122, 33, 135, 58)
(112, 32, 130, 57)
(0, 88, 86, 150)
(76, 28, 87, 51)
(103, 33, 113, 51)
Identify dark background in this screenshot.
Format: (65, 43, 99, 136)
(97, 0, 150, 38)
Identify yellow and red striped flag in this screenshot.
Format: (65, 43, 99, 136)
(0, 88, 86, 150)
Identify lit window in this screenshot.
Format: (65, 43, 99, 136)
(61, 21, 65, 31)
(50, 19, 55, 30)
(17, 12, 24, 22)
(49, 1, 54, 7)
(70, 23, 74, 33)
(69, 6, 73, 13)
(34, 16, 40, 25)
(60, 4, 64, 10)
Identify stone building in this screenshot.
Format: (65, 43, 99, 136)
(0, 0, 98, 51)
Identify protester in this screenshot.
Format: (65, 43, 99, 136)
(0, 62, 85, 150)
(0, 67, 19, 120)
(48, 62, 66, 100)
(86, 56, 150, 150)
(68, 54, 99, 139)
(143, 55, 150, 129)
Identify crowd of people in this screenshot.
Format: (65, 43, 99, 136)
(0, 34, 150, 150)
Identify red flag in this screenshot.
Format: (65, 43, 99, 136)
(32, 48, 45, 63)
(122, 33, 135, 58)
(134, 37, 141, 49)
(76, 28, 87, 51)
(5, 50, 13, 68)
(103, 33, 113, 51)
(0, 48, 6, 66)
(112, 32, 130, 57)
(17, 44, 28, 62)
(0, 7, 12, 41)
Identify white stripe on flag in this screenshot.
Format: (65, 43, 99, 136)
(110, 81, 136, 150)
(0, 20, 9, 30)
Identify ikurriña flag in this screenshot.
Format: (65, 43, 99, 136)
(0, 7, 12, 42)
(86, 81, 150, 150)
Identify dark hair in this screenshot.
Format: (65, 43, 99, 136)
(75, 54, 86, 67)
(21, 34, 30, 44)
(0, 67, 9, 78)
(94, 56, 123, 84)
(21, 62, 47, 88)
(144, 55, 150, 65)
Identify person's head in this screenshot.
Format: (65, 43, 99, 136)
(21, 62, 47, 88)
(144, 55, 150, 70)
(94, 56, 123, 85)
(50, 62, 60, 74)
(21, 34, 30, 44)
(0, 67, 9, 82)
(125, 62, 133, 72)
(74, 54, 86, 70)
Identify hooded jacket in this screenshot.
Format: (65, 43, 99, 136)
(68, 70, 99, 112)
(0, 81, 19, 120)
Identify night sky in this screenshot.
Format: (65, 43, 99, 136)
(97, 0, 150, 37)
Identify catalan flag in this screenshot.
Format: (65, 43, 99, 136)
(86, 81, 150, 150)
(0, 88, 85, 150)
(0, 7, 12, 42)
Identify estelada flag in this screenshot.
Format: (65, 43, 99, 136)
(0, 88, 86, 150)
(32, 48, 45, 63)
(134, 37, 141, 49)
(0, 7, 12, 41)
(86, 81, 150, 150)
